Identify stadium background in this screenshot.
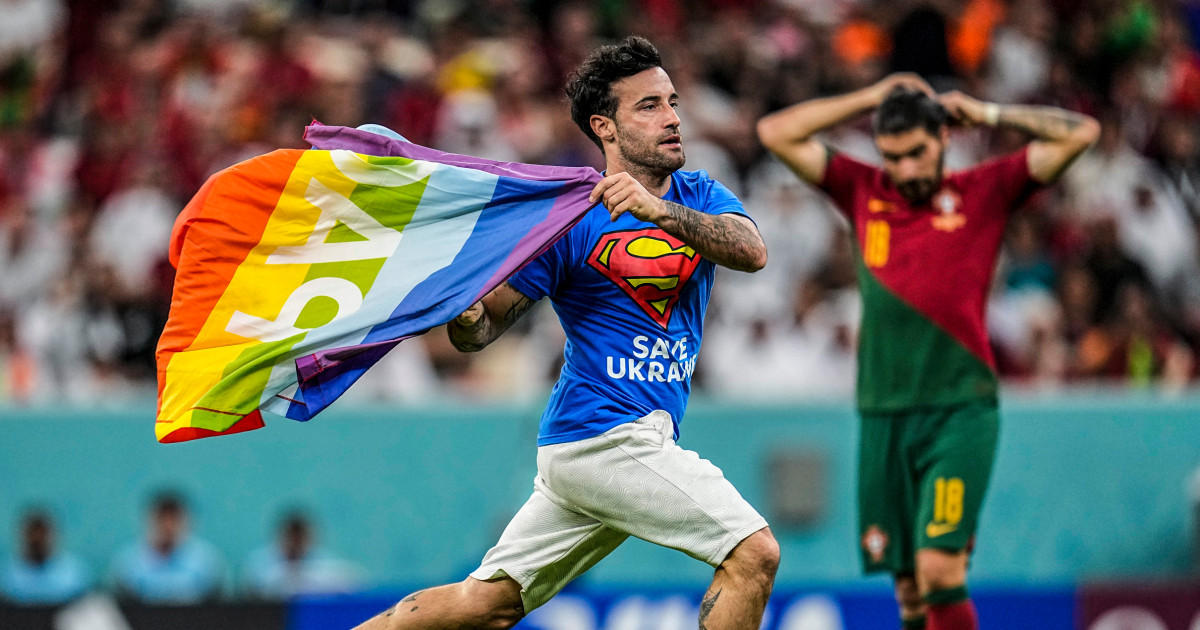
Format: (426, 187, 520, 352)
(2, 0, 1200, 628)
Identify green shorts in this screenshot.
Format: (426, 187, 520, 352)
(857, 400, 999, 575)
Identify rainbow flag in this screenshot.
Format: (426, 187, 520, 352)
(155, 125, 600, 443)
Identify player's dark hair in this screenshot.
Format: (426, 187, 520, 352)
(21, 509, 51, 532)
(565, 36, 663, 150)
(873, 87, 949, 137)
(150, 490, 185, 516)
(278, 508, 312, 534)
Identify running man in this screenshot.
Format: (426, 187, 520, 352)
(355, 36, 777, 630)
(757, 75, 1098, 630)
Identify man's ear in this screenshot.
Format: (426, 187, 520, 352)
(591, 114, 615, 146)
(939, 125, 950, 145)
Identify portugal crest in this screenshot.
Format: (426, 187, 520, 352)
(586, 228, 701, 329)
(862, 525, 889, 563)
(931, 188, 966, 232)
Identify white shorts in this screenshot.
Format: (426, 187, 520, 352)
(470, 410, 768, 612)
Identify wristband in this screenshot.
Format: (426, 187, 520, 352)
(983, 103, 1001, 126)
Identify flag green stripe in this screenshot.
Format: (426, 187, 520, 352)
(191, 336, 305, 423)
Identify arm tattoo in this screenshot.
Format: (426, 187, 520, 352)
(447, 311, 491, 352)
(658, 201, 765, 272)
(446, 282, 535, 352)
(699, 588, 722, 629)
(997, 105, 1087, 142)
(502, 293, 535, 327)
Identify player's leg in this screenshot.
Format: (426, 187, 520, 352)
(912, 402, 1000, 630)
(354, 473, 628, 630)
(857, 412, 922, 628)
(699, 526, 779, 630)
(915, 549, 972, 630)
(353, 577, 524, 630)
(893, 572, 925, 629)
(541, 410, 776, 629)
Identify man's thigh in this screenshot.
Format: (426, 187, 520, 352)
(857, 412, 916, 574)
(914, 402, 1000, 555)
(540, 410, 768, 568)
(471, 474, 628, 613)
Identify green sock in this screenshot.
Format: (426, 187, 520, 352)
(901, 615, 927, 629)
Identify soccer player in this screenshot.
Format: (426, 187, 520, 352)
(354, 36, 777, 630)
(756, 75, 1099, 630)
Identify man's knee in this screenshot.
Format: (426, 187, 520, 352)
(915, 548, 968, 593)
(722, 527, 780, 580)
(460, 577, 525, 630)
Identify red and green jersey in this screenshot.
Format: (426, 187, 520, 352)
(818, 146, 1043, 412)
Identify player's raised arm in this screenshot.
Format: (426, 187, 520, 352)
(590, 172, 767, 273)
(446, 281, 536, 352)
(938, 91, 1101, 184)
(756, 73, 934, 184)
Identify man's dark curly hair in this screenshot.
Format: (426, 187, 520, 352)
(565, 36, 663, 150)
(873, 86, 949, 137)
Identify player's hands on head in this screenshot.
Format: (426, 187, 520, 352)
(870, 73, 935, 105)
(938, 91, 989, 127)
(455, 301, 485, 327)
(590, 172, 667, 223)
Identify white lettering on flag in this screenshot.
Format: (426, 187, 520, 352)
(265, 177, 403, 265)
(226, 277, 364, 342)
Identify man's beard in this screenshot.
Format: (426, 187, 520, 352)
(896, 177, 939, 205)
(614, 125, 686, 176)
(895, 152, 944, 205)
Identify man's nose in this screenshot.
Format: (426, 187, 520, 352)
(664, 107, 681, 128)
(897, 158, 920, 180)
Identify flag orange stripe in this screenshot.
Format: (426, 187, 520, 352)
(155, 150, 304, 402)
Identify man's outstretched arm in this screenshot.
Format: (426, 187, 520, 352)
(446, 282, 536, 352)
(938, 92, 1101, 183)
(756, 73, 934, 184)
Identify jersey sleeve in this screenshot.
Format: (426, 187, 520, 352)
(818, 147, 877, 223)
(970, 146, 1045, 213)
(703, 176, 752, 220)
(507, 222, 576, 301)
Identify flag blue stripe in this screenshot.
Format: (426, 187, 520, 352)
(291, 178, 564, 419)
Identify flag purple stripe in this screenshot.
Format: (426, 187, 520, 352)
(304, 124, 601, 185)
(474, 190, 597, 303)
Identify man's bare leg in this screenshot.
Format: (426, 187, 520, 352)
(915, 549, 977, 630)
(894, 572, 926, 628)
(697, 527, 780, 630)
(353, 576, 524, 630)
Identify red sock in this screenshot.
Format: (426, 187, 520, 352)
(925, 587, 978, 630)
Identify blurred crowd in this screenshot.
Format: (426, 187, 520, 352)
(1, 0, 1199, 406)
(1, 494, 365, 605)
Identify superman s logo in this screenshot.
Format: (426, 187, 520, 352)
(586, 228, 702, 329)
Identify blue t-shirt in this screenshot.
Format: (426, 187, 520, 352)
(1, 554, 90, 604)
(242, 546, 364, 598)
(509, 169, 749, 445)
(110, 537, 224, 603)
